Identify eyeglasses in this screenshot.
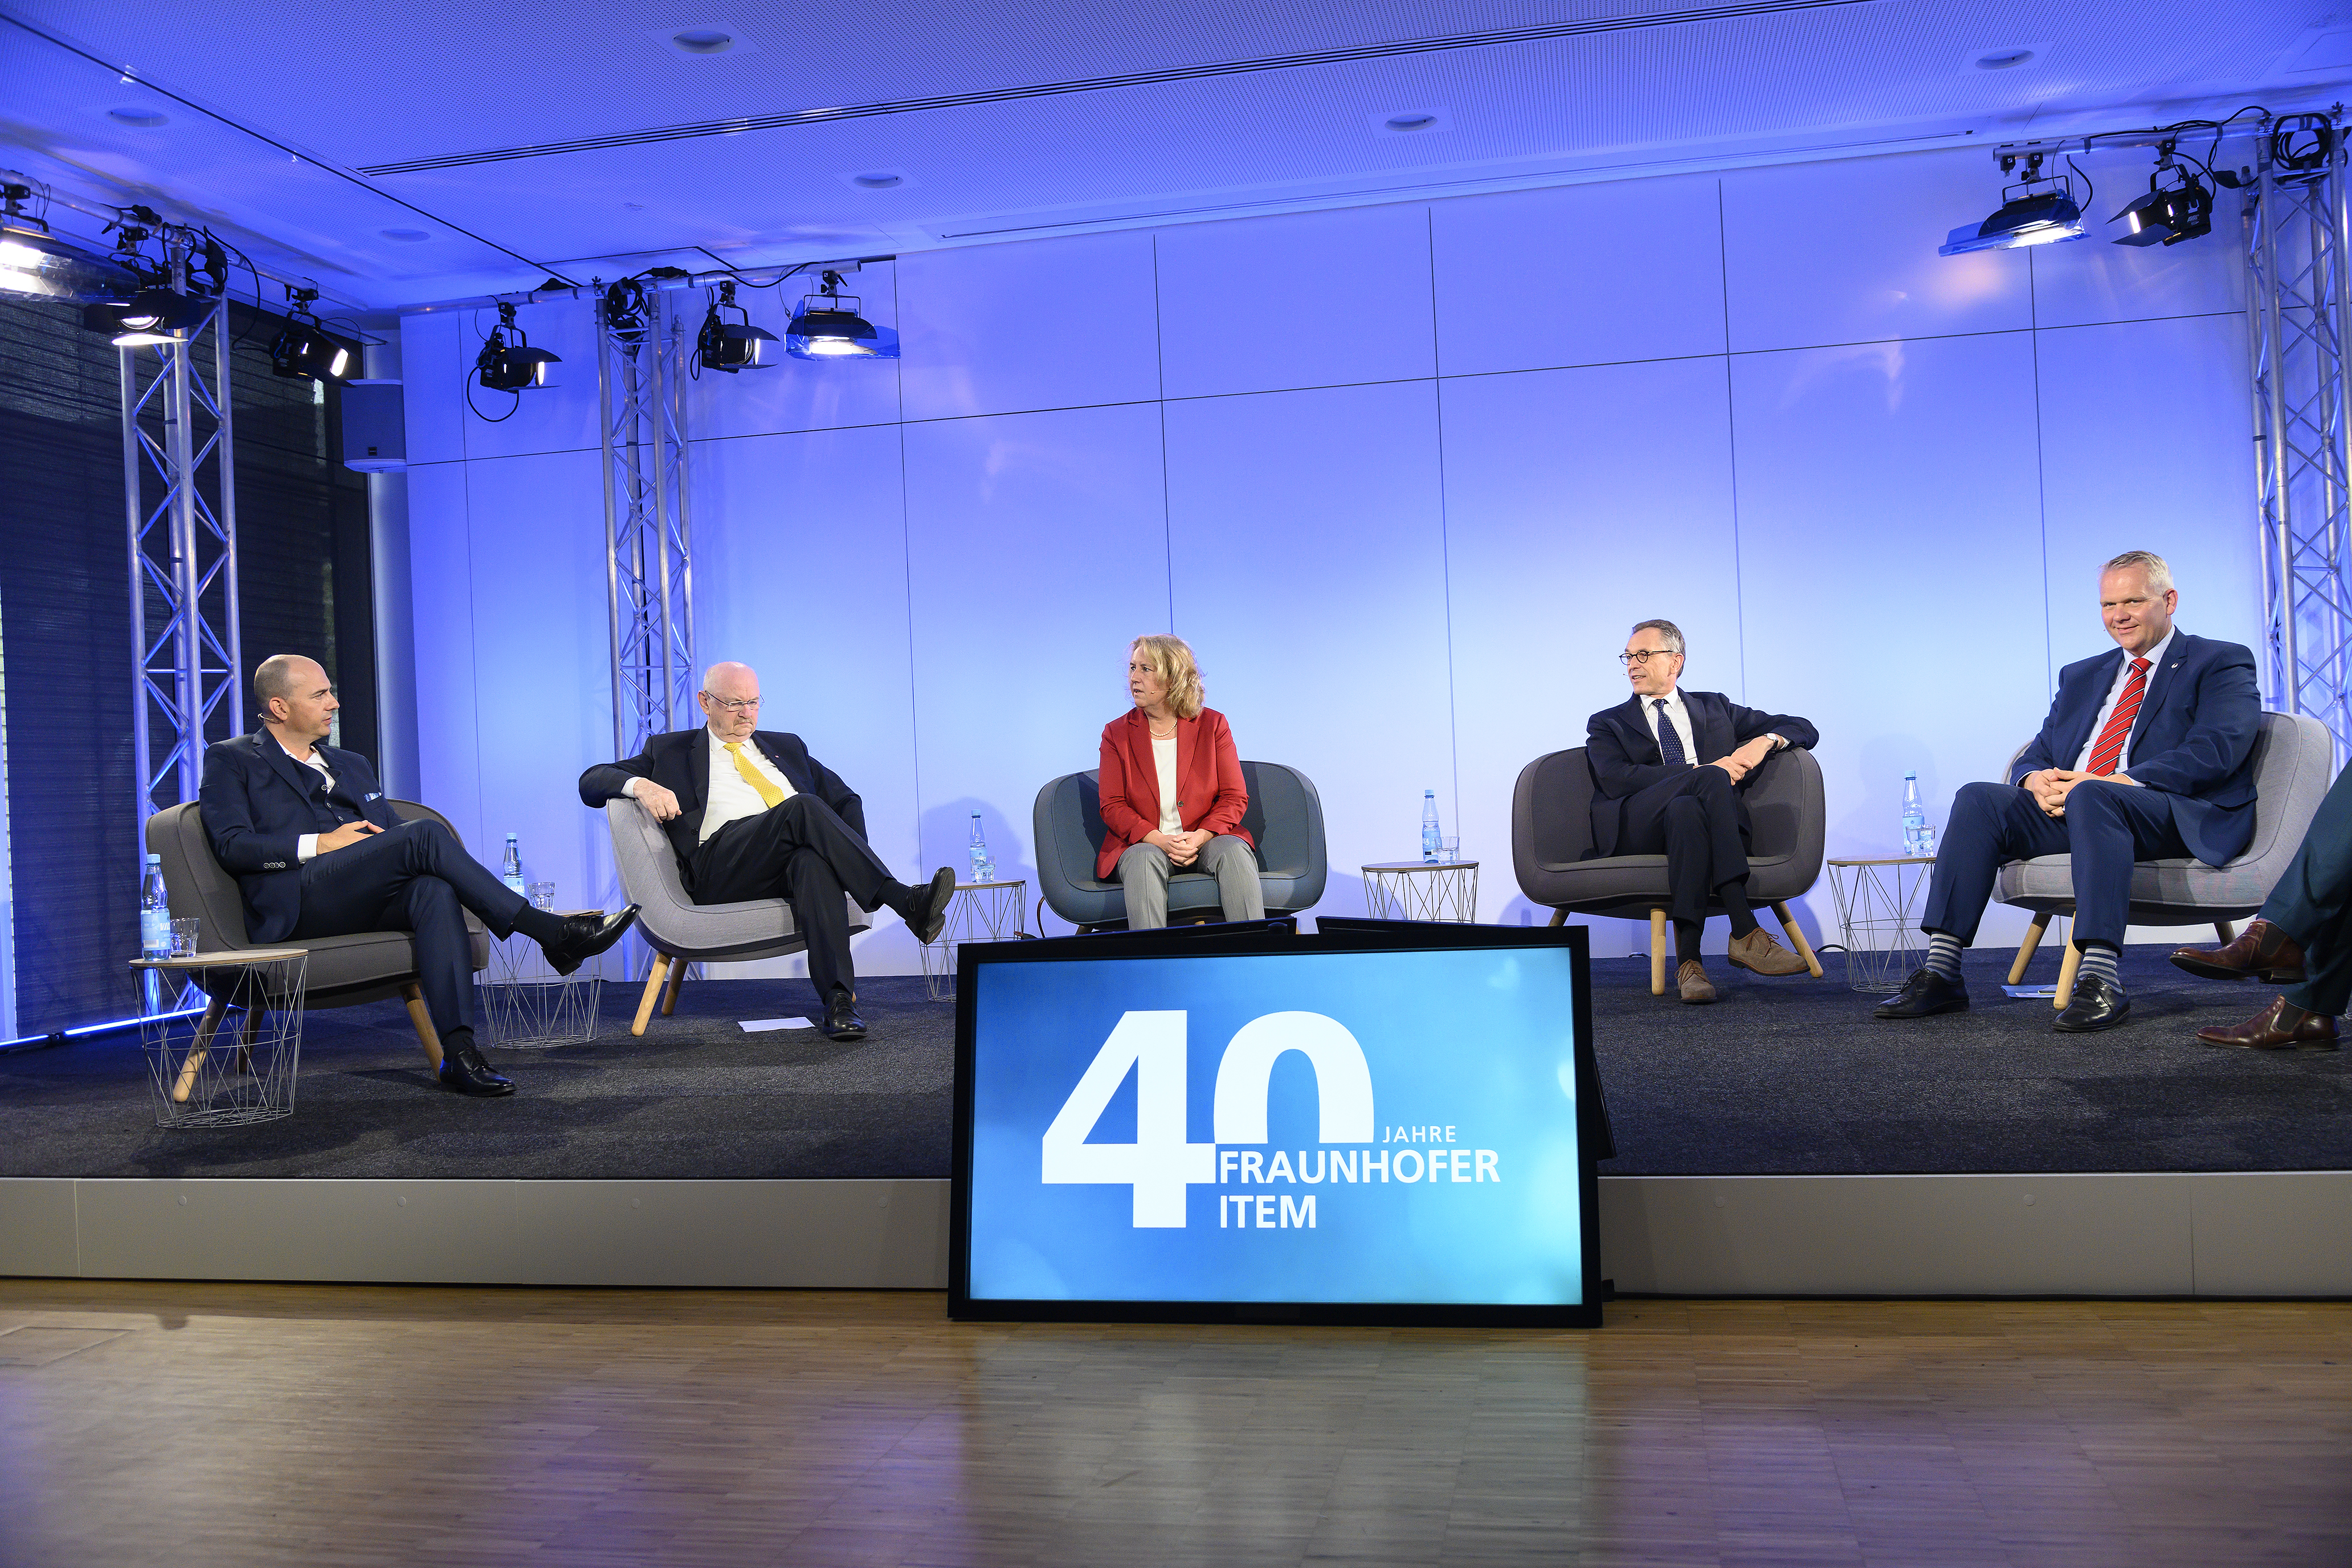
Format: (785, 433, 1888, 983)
(703, 694, 762, 713)
(1618, 649, 1680, 665)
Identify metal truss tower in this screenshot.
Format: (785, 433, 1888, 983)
(2245, 112, 2352, 765)
(598, 286, 696, 762)
(124, 234, 241, 828)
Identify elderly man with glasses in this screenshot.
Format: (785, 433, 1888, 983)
(1584, 619, 1819, 1003)
(578, 661, 954, 1040)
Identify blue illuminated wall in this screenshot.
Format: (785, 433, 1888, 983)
(396, 145, 2257, 972)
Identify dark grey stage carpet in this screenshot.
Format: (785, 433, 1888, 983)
(0, 948, 2343, 1180)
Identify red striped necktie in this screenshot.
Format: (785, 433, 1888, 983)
(2085, 656, 2151, 777)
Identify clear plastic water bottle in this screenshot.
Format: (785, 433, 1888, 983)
(140, 853, 171, 959)
(967, 812, 994, 883)
(500, 834, 526, 898)
(1901, 774, 1936, 858)
(1422, 791, 1441, 864)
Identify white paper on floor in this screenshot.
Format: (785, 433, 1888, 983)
(738, 1016, 815, 1031)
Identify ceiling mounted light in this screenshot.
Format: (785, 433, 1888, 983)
(695, 280, 777, 374)
(785, 270, 899, 361)
(1940, 152, 2086, 255)
(651, 21, 760, 56)
(270, 287, 352, 381)
(1383, 112, 1441, 133)
(1973, 48, 2034, 69)
(381, 227, 430, 242)
(474, 300, 560, 395)
(112, 285, 214, 343)
(106, 107, 169, 128)
(2111, 149, 2214, 247)
(850, 173, 903, 190)
(0, 222, 142, 302)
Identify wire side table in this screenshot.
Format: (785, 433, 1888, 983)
(133, 949, 309, 1128)
(1824, 857, 1934, 993)
(922, 880, 1028, 1001)
(479, 913, 605, 1048)
(1360, 861, 1481, 924)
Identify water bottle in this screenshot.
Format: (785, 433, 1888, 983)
(967, 812, 994, 883)
(500, 834, 526, 898)
(140, 854, 171, 959)
(1422, 791, 1441, 864)
(1901, 774, 1936, 858)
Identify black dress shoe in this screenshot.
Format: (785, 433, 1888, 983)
(822, 987, 867, 1042)
(906, 868, 956, 945)
(1873, 968, 1969, 1019)
(438, 1040, 514, 1096)
(541, 904, 640, 976)
(2053, 971, 2131, 1032)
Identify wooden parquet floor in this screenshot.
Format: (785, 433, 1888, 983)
(0, 1281, 2347, 1566)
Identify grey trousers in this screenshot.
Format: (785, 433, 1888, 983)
(1115, 835, 1266, 928)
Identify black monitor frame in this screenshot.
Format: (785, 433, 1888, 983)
(949, 922, 1600, 1328)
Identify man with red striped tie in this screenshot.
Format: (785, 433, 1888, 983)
(1877, 550, 2261, 1032)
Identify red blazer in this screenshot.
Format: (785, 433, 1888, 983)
(1095, 706, 1253, 880)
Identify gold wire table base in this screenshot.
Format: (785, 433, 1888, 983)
(134, 951, 308, 1129)
(1359, 861, 1481, 923)
(922, 881, 1028, 1001)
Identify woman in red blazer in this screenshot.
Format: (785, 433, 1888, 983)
(1096, 635, 1263, 929)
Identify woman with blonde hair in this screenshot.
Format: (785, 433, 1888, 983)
(1095, 635, 1263, 928)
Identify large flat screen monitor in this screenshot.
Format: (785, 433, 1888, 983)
(950, 924, 1600, 1326)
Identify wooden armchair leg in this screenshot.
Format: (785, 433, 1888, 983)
(661, 962, 689, 1017)
(1770, 901, 1824, 978)
(1547, 907, 1568, 928)
(399, 983, 444, 1069)
(2007, 912, 2052, 985)
(632, 953, 674, 1037)
(2215, 920, 2238, 945)
(2053, 942, 2084, 1010)
(1649, 908, 1668, 997)
(170, 997, 231, 1105)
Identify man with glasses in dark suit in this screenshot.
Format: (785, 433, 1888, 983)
(578, 661, 954, 1041)
(1584, 618, 1819, 1004)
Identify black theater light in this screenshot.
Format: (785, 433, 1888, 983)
(2111, 155, 2214, 247)
(270, 289, 351, 380)
(1940, 152, 2086, 255)
(695, 280, 777, 373)
(785, 270, 899, 360)
(474, 300, 560, 392)
(111, 285, 214, 344)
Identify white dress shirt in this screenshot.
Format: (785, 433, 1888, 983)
(1151, 733, 1182, 834)
(1644, 689, 1697, 765)
(688, 728, 797, 843)
(2070, 627, 2175, 773)
(281, 737, 336, 864)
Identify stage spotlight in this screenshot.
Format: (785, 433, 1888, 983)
(111, 285, 214, 344)
(785, 270, 899, 360)
(695, 280, 777, 373)
(270, 288, 350, 380)
(2112, 157, 2214, 247)
(0, 224, 142, 301)
(475, 300, 560, 391)
(1940, 152, 2086, 255)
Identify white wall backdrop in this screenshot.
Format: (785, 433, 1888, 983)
(397, 142, 2260, 977)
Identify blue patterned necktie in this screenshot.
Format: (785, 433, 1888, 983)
(1653, 699, 1687, 765)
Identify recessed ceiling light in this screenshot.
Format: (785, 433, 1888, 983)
(381, 227, 430, 242)
(107, 107, 168, 128)
(1972, 47, 2037, 70)
(674, 28, 731, 51)
(850, 173, 903, 190)
(622, 201, 648, 210)
(650, 22, 760, 56)
(1380, 111, 1444, 133)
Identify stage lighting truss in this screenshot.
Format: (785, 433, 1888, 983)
(268, 286, 352, 381)
(785, 270, 898, 360)
(693, 280, 778, 374)
(2112, 146, 2215, 247)
(0, 186, 143, 303)
(471, 299, 561, 416)
(1941, 152, 2088, 255)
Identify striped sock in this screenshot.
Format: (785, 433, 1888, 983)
(1924, 933, 1963, 982)
(2077, 943, 2121, 989)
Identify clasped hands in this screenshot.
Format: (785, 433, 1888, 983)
(2020, 768, 2138, 818)
(1703, 735, 1778, 783)
(1145, 827, 1214, 867)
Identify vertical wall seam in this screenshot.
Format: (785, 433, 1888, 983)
(2029, 251, 2055, 692)
(893, 264, 924, 882)
(1152, 235, 1175, 631)
(1717, 179, 1748, 703)
(1427, 208, 1463, 824)
(454, 317, 486, 844)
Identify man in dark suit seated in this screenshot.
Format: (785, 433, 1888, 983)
(2168, 761, 2352, 1050)
(1585, 618, 1820, 1004)
(577, 661, 954, 1042)
(1877, 551, 2261, 1032)
(200, 655, 639, 1097)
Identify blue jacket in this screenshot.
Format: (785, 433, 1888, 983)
(2010, 632, 2262, 867)
(198, 730, 404, 944)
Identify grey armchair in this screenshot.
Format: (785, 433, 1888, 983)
(1512, 746, 1827, 994)
(145, 799, 489, 1069)
(603, 798, 872, 1034)
(1032, 761, 1329, 931)
(1998, 709, 2335, 1007)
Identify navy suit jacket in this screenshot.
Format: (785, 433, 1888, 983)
(1584, 691, 1819, 858)
(198, 730, 404, 945)
(577, 728, 866, 881)
(2009, 631, 2261, 867)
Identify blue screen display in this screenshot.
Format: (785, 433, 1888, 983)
(963, 945, 1587, 1306)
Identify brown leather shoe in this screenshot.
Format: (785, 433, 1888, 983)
(2196, 995, 2339, 1051)
(1727, 926, 1809, 977)
(1676, 959, 1717, 1004)
(2170, 919, 2306, 984)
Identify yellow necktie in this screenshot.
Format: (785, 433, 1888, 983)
(726, 742, 786, 808)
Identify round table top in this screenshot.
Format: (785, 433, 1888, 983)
(1360, 860, 1480, 872)
(954, 879, 1026, 891)
(1827, 856, 1936, 867)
